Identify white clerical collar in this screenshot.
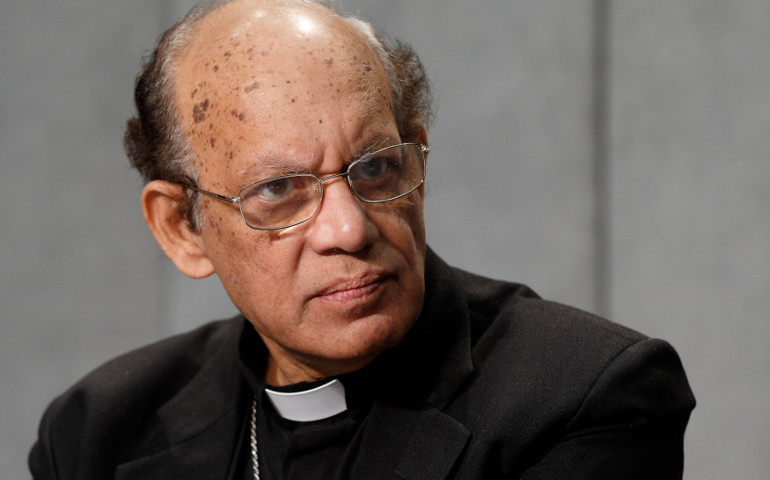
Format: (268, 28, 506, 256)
(264, 378, 348, 422)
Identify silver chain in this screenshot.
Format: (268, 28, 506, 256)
(250, 396, 261, 480)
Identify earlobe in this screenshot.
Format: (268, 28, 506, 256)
(140, 180, 215, 279)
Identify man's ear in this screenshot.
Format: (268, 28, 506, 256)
(140, 180, 215, 279)
(413, 124, 428, 196)
(414, 123, 428, 149)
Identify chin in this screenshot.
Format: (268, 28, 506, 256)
(321, 313, 415, 367)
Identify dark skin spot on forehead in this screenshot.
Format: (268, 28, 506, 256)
(192, 98, 210, 123)
(191, 88, 198, 98)
(210, 138, 216, 148)
(363, 63, 371, 72)
(244, 81, 260, 93)
(213, 65, 219, 72)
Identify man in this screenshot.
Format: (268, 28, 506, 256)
(29, 0, 695, 478)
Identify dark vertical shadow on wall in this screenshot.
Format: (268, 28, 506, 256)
(592, 0, 611, 317)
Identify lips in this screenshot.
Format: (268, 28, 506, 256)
(315, 273, 389, 303)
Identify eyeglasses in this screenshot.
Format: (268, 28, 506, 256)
(182, 143, 428, 230)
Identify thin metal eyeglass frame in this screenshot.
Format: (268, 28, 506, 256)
(180, 143, 429, 230)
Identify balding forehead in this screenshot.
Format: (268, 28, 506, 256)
(184, 0, 366, 58)
(175, 0, 390, 104)
(175, 0, 387, 102)
(171, 0, 396, 173)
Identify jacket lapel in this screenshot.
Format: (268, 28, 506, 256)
(351, 400, 470, 480)
(113, 405, 245, 480)
(115, 320, 249, 480)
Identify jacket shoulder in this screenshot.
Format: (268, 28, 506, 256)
(63, 317, 242, 404)
(29, 317, 244, 479)
(444, 267, 694, 478)
(450, 265, 646, 353)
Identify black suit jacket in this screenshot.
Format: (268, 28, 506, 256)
(30, 250, 695, 479)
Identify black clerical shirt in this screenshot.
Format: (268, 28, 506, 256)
(236, 325, 374, 480)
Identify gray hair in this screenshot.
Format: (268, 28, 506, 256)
(124, 0, 432, 228)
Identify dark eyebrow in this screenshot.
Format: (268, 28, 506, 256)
(353, 136, 397, 160)
(235, 158, 312, 184)
(234, 135, 398, 183)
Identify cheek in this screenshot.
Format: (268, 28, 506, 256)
(200, 202, 269, 279)
(199, 204, 307, 304)
(375, 194, 426, 255)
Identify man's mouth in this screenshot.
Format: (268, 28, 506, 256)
(316, 274, 389, 304)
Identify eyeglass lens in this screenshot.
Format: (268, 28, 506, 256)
(238, 143, 425, 229)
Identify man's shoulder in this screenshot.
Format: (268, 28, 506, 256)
(447, 265, 691, 424)
(437, 265, 694, 478)
(453, 268, 647, 347)
(29, 318, 246, 477)
(449, 265, 649, 374)
(45, 317, 244, 422)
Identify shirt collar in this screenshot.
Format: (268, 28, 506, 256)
(265, 378, 348, 422)
(237, 324, 350, 422)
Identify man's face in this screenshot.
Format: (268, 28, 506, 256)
(175, 1, 426, 382)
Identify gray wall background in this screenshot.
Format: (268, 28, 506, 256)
(2, 1, 768, 478)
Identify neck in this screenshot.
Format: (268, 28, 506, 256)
(261, 338, 372, 387)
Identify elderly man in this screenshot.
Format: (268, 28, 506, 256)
(30, 1, 695, 479)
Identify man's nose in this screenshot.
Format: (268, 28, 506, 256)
(307, 178, 379, 254)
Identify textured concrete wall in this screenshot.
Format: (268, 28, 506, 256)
(609, 2, 770, 478)
(2, 1, 768, 478)
(0, 1, 167, 476)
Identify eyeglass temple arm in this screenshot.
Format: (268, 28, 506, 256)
(181, 183, 240, 204)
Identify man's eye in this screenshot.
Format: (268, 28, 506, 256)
(354, 156, 394, 180)
(255, 178, 293, 200)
